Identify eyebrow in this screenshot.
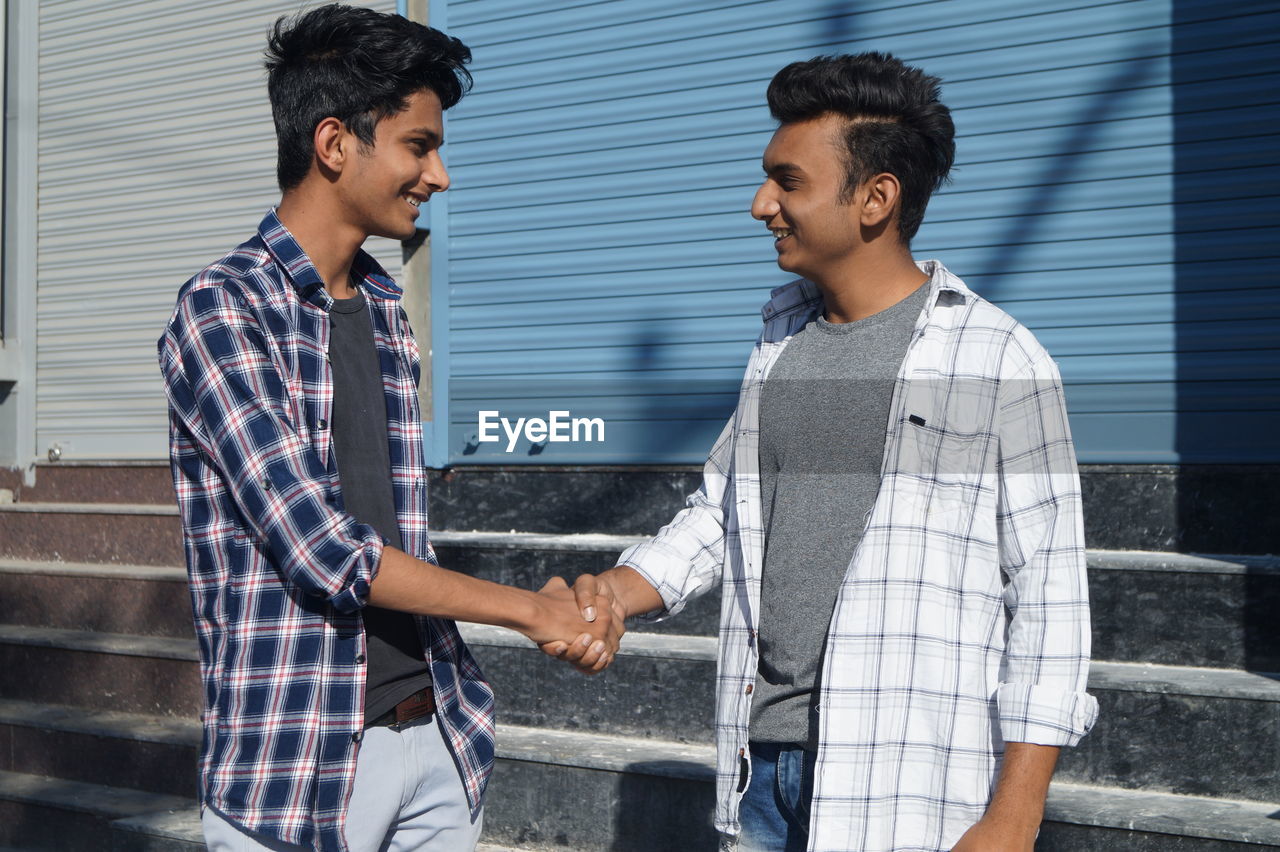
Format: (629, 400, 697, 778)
(407, 128, 444, 147)
(763, 161, 803, 177)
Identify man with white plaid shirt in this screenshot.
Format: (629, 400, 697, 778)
(563, 53, 1098, 851)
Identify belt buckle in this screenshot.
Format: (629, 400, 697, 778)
(391, 688, 435, 729)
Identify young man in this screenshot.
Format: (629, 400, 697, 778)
(158, 7, 617, 851)
(564, 54, 1097, 851)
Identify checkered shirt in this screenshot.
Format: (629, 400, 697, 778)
(619, 260, 1098, 852)
(157, 210, 494, 852)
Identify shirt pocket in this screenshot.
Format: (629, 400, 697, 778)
(897, 375, 995, 480)
(894, 380, 995, 532)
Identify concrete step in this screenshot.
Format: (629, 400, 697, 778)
(459, 623, 1280, 803)
(0, 502, 182, 566)
(0, 698, 199, 799)
(0, 769, 192, 851)
(0, 560, 192, 639)
(0, 625, 200, 718)
(111, 806, 204, 852)
(1, 463, 174, 506)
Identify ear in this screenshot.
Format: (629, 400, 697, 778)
(313, 117, 349, 174)
(860, 172, 901, 230)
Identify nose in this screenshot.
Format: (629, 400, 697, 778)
(423, 149, 450, 194)
(751, 180, 778, 222)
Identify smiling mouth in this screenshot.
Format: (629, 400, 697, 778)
(771, 227, 793, 242)
(403, 194, 425, 209)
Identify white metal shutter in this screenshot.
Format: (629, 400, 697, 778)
(35, 0, 401, 461)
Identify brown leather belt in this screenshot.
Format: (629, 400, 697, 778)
(367, 687, 435, 730)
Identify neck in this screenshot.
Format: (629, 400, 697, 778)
(276, 188, 366, 299)
(810, 246, 929, 324)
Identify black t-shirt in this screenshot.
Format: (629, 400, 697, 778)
(328, 292, 432, 722)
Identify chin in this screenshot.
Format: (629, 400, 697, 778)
(376, 221, 419, 242)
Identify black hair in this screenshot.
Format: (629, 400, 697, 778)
(264, 4, 472, 191)
(766, 52, 955, 242)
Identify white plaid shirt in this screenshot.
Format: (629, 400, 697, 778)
(619, 260, 1098, 852)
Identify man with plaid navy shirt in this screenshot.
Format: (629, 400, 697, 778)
(158, 7, 617, 851)
(565, 54, 1098, 851)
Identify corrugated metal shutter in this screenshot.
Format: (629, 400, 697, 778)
(35, 0, 402, 461)
(438, 0, 1279, 465)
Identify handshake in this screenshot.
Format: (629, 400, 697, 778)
(521, 571, 632, 675)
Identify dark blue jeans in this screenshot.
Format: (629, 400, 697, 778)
(738, 742, 817, 852)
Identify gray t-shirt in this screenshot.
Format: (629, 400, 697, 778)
(329, 292, 433, 723)
(750, 282, 930, 747)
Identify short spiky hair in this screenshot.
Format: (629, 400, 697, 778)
(766, 52, 955, 242)
(264, 3, 472, 191)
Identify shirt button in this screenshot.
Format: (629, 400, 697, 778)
(351, 731, 362, 743)
(738, 747, 746, 757)
(355, 654, 366, 664)
(262, 477, 273, 491)
(745, 684, 753, 695)
(319, 419, 328, 429)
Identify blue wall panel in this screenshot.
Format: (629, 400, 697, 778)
(435, 0, 1280, 464)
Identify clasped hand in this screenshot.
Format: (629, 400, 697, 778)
(528, 575, 624, 674)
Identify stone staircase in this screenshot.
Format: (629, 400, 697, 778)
(0, 463, 1278, 850)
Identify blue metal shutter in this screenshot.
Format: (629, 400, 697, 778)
(435, 0, 1279, 464)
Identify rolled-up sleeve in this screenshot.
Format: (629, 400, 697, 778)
(159, 283, 382, 612)
(994, 348, 1099, 746)
(617, 414, 735, 618)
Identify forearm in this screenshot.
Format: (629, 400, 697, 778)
(369, 546, 542, 634)
(599, 565, 665, 619)
(987, 742, 1059, 832)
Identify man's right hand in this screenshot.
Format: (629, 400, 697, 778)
(525, 576, 621, 674)
(538, 567, 665, 669)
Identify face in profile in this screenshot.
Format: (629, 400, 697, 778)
(340, 88, 450, 242)
(751, 114, 864, 283)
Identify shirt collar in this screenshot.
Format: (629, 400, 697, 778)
(759, 258, 972, 321)
(256, 208, 403, 303)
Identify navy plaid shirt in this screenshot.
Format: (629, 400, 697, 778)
(158, 210, 494, 852)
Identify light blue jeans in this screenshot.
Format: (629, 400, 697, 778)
(737, 742, 816, 852)
(201, 715, 483, 852)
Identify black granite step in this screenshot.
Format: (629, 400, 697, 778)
(486, 726, 1280, 851)
(459, 624, 1280, 803)
(1089, 550, 1280, 671)
(437, 533, 1280, 670)
(3, 696, 1277, 851)
(7, 540, 1274, 673)
(426, 465, 1280, 555)
(7, 462, 1278, 555)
